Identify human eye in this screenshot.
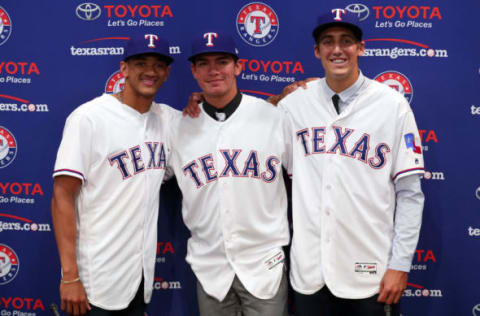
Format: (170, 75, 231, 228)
(342, 37, 355, 46)
(320, 38, 333, 46)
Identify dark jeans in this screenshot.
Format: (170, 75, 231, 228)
(294, 286, 400, 316)
(87, 278, 146, 316)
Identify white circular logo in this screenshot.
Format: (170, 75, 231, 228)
(473, 304, 480, 316)
(374, 71, 413, 103)
(475, 187, 480, 200)
(345, 3, 370, 21)
(76, 3, 102, 21)
(236, 2, 279, 47)
(0, 126, 17, 169)
(0, 244, 20, 285)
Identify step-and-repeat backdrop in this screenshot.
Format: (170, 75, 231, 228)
(1, 1, 479, 315)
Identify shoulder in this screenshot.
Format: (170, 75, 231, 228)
(152, 102, 182, 121)
(364, 78, 413, 116)
(66, 94, 110, 123)
(367, 79, 409, 105)
(279, 79, 323, 109)
(241, 93, 284, 116)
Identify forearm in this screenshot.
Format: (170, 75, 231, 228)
(389, 174, 425, 272)
(51, 178, 81, 279)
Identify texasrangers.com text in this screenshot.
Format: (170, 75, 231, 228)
(364, 47, 448, 59)
(0, 221, 51, 232)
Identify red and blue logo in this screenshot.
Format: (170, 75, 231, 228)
(0, 6, 12, 46)
(0, 244, 19, 285)
(404, 133, 421, 154)
(236, 2, 279, 47)
(0, 126, 17, 169)
(105, 70, 125, 94)
(374, 71, 413, 103)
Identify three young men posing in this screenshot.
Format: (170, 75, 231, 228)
(52, 9, 424, 316)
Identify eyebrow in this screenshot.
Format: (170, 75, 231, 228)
(319, 34, 356, 42)
(196, 55, 231, 63)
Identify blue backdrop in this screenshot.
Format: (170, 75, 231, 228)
(1, 1, 479, 315)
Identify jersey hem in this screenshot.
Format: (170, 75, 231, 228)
(392, 168, 424, 182)
(53, 169, 85, 182)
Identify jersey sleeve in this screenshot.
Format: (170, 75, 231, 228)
(53, 112, 93, 183)
(391, 110, 425, 182)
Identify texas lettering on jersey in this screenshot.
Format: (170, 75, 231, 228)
(182, 149, 281, 189)
(108, 141, 166, 179)
(296, 126, 390, 169)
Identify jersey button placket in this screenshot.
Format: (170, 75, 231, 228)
(217, 127, 234, 260)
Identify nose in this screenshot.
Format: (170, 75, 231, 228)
(207, 63, 220, 75)
(332, 43, 342, 54)
(144, 64, 156, 75)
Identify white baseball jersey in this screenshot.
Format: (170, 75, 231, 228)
(279, 77, 424, 299)
(167, 94, 291, 301)
(53, 94, 176, 309)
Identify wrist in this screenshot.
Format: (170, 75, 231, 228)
(61, 276, 80, 284)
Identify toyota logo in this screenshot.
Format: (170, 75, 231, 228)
(345, 3, 370, 21)
(76, 3, 101, 21)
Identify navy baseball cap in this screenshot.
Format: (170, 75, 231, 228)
(123, 33, 174, 64)
(312, 9, 363, 42)
(188, 31, 239, 62)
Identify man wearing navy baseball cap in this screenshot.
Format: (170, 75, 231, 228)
(52, 34, 178, 315)
(166, 31, 291, 316)
(271, 9, 425, 316)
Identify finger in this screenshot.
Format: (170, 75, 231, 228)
(393, 290, 403, 304)
(79, 302, 86, 315)
(377, 289, 387, 303)
(61, 299, 66, 311)
(73, 303, 80, 316)
(65, 301, 73, 315)
(385, 291, 395, 305)
(297, 80, 307, 89)
(192, 93, 203, 102)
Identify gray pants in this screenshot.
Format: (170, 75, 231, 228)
(197, 272, 288, 316)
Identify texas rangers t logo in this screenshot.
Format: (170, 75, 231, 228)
(332, 8, 346, 21)
(145, 34, 159, 48)
(236, 2, 279, 47)
(203, 32, 218, 47)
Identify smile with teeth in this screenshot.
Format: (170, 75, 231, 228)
(141, 77, 157, 86)
(331, 58, 347, 64)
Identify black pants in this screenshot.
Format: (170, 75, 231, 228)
(87, 278, 146, 316)
(294, 286, 400, 316)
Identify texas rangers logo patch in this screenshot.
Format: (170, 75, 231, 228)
(236, 2, 279, 47)
(0, 126, 17, 169)
(404, 133, 422, 154)
(374, 71, 413, 103)
(0, 6, 12, 46)
(0, 244, 20, 285)
(105, 70, 125, 94)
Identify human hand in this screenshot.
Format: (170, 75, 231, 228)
(60, 281, 91, 315)
(183, 92, 203, 117)
(377, 269, 408, 305)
